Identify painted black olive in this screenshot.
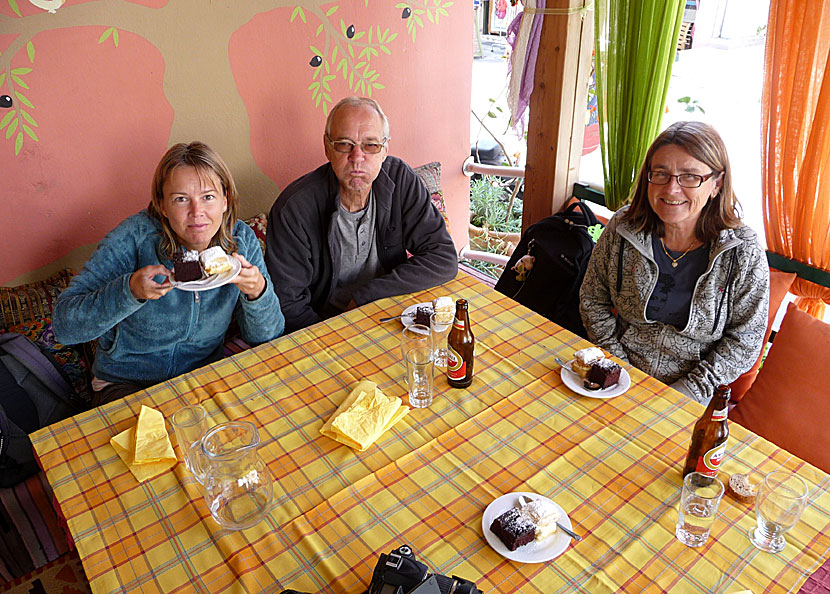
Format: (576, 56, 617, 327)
(0, 95, 12, 109)
(402, 7, 411, 18)
(309, 55, 322, 67)
(346, 25, 355, 38)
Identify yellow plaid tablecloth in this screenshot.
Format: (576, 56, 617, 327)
(31, 274, 830, 594)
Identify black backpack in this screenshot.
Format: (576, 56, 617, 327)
(0, 333, 79, 487)
(494, 200, 604, 338)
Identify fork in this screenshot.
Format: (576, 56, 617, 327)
(518, 494, 582, 541)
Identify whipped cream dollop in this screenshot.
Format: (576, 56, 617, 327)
(520, 498, 560, 541)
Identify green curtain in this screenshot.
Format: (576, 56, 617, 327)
(594, 0, 685, 210)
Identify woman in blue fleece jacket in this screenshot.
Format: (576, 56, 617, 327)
(54, 142, 284, 405)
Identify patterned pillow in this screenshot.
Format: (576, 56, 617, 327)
(245, 213, 268, 257)
(0, 269, 74, 330)
(413, 162, 451, 237)
(1, 270, 93, 404)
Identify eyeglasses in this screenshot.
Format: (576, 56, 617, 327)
(647, 170, 719, 188)
(326, 135, 388, 155)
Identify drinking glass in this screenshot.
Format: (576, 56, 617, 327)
(170, 404, 208, 476)
(675, 472, 724, 547)
(406, 346, 434, 408)
(430, 311, 453, 367)
(401, 324, 431, 384)
(749, 470, 808, 553)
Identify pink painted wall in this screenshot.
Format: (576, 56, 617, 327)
(1, 0, 471, 285)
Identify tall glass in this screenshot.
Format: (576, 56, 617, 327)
(430, 311, 453, 367)
(406, 346, 434, 408)
(170, 404, 208, 475)
(401, 324, 431, 384)
(675, 471, 724, 547)
(749, 470, 808, 553)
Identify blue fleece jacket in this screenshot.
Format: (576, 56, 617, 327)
(53, 211, 284, 386)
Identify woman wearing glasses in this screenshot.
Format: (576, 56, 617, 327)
(579, 121, 769, 404)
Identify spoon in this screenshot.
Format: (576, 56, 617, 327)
(378, 314, 403, 322)
(518, 495, 582, 542)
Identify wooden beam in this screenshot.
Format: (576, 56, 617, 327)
(522, 0, 594, 230)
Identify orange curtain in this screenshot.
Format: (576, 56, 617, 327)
(762, 0, 830, 319)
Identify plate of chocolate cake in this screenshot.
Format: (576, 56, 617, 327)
(482, 492, 572, 563)
(170, 256, 241, 291)
(559, 357, 630, 399)
(401, 302, 432, 328)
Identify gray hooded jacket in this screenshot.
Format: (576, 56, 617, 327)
(579, 207, 769, 404)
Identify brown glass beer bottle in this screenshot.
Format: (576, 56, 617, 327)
(682, 384, 730, 478)
(446, 299, 474, 388)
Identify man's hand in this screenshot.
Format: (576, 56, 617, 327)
(230, 253, 267, 300)
(129, 265, 173, 300)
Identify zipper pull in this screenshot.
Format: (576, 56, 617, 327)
(194, 291, 200, 303)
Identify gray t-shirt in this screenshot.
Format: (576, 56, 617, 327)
(328, 191, 384, 313)
(646, 235, 710, 329)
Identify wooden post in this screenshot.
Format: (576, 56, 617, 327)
(522, 0, 594, 230)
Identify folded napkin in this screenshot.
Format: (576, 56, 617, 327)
(320, 380, 408, 452)
(110, 405, 177, 482)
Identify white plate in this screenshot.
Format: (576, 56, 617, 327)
(482, 492, 572, 563)
(401, 302, 432, 331)
(559, 359, 630, 399)
(170, 257, 242, 291)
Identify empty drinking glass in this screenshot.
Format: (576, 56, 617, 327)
(675, 472, 724, 547)
(406, 346, 434, 408)
(749, 470, 808, 553)
(430, 311, 453, 367)
(401, 324, 430, 384)
(170, 404, 208, 476)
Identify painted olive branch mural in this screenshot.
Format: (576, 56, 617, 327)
(0, 0, 454, 159)
(0, 32, 38, 155)
(293, 0, 453, 115)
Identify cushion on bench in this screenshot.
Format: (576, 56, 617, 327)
(0, 270, 93, 405)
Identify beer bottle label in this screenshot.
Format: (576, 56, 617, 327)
(447, 345, 467, 380)
(453, 319, 466, 331)
(711, 407, 728, 422)
(694, 441, 727, 476)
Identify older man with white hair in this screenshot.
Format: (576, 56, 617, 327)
(266, 96, 457, 333)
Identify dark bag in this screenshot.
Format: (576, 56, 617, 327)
(494, 200, 604, 338)
(0, 333, 79, 487)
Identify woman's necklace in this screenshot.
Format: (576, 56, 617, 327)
(659, 237, 695, 268)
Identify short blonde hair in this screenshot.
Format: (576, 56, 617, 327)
(147, 141, 239, 258)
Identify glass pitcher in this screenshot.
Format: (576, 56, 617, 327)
(190, 421, 274, 530)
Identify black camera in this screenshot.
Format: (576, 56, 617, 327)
(367, 545, 483, 594)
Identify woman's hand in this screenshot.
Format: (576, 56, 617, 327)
(129, 265, 173, 300)
(230, 253, 266, 300)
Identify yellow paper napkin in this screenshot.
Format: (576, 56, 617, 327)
(110, 405, 177, 482)
(134, 405, 176, 463)
(320, 380, 408, 451)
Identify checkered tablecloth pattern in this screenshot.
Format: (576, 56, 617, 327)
(32, 274, 830, 594)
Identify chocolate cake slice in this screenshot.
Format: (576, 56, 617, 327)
(490, 507, 535, 551)
(587, 358, 621, 389)
(172, 250, 202, 282)
(414, 305, 433, 326)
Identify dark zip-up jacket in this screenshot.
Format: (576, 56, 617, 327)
(266, 157, 457, 334)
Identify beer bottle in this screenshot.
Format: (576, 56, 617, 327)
(446, 299, 474, 388)
(682, 384, 730, 478)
